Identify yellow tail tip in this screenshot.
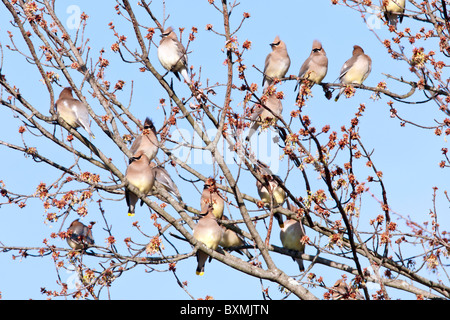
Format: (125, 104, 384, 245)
(196, 271, 204, 276)
(128, 212, 135, 217)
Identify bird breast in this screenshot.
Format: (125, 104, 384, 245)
(342, 56, 370, 84)
(158, 41, 185, 72)
(280, 220, 304, 251)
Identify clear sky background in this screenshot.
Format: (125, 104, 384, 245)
(0, 1, 448, 300)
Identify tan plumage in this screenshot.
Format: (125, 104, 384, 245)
(55, 87, 95, 138)
(193, 206, 224, 276)
(246, 93, 283, 141)
(219, 215, 253, 260)
(125, 150, 155, 216)
(66, 219, 94, 250)
(382, 0, 405, 27)
(274, 201, 306, 272)
(335, 45, 372, 101)
(295, 39, 328, 91)
(200, 180, 224, 219)
(262, 36, 291, 90)
(158, 27, 191, 84)
(129, 118, 159, 162)
(331, 278, 364, 300)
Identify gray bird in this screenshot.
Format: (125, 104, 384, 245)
(274, 201, 306, 272)
(125, 150, 156, 216)
(129, 117, 159, 162)
(157, 27, 191, 84)
(193, 205, 224, 276)
(262, 36, 291, 90)
(295, 39, 328, 91)
(66, 219, 94, 250)
(200, 180, 225, 219)
(246, 93, 283, 142)
(219, 215, 253, 260)
(150, 162, 183, 201)
(382, 0, 405, 27)
(55, 87, 95, 138)
(335, 45, 372, 101)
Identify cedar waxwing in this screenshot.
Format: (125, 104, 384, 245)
(382, 0, 405, 27)
(246, 93, 283, 142)
(66, 219, 94, 250)
(129, 118, 159, 162)
(125, 150, 156, 216)
(331, 278, 364, 300)
(335, 45, 372, 101)
(255, 163, 286, 207)
(262, 36, 291, 90)
(295, 40, 328, 91)
(157, 27, 191, 84)
(274, 201, 306, 272)
(219, 215, 253, 260)
(193, 205, 224, 276)
(150, 162, 183, 201)
(55, 87, 95, 138)
(200, 180, 225, 219)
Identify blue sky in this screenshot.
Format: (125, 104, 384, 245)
(0, 1, 448, 300)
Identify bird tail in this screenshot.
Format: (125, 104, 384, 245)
(180, 68, 191, 84)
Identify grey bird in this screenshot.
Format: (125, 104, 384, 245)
(295, 39, 328, 91)
(193, 205, 224, 276)
(55, 87, 95, 138)
(246, 93, 283, 142)
(129, 117, 159, 162)
(66, 219, 94, 250)
(125, 150, 156, 216)
(262, 36, 291, 90)
(274, 201, 306, 272)
(382, 0, 406, 27)
(255, 164, 286, 207)
(157, 27, 191, 84)
(219, 215, 253, 260)
(200, 180, 225, 219)
(150, 162, 183, 201)
(335, 45, 372, 101)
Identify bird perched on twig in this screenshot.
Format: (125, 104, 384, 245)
(55, 87, 95, 138)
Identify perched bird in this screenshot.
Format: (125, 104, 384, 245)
(125, 150, 155, 216)
(200, 180, 224, 219)
(66, 219, 94, 250)
(55, 87, 95, 138)
(246, 93, 283, 142)
(255, 164, 286, 207)
(274, 201, 306, 272)
(150, 162, 183, 201)
(157, 26, 191, 84)
(262, 36, 291, 90)
(335, 45, 372, 101)
(193, 205, 224, 276)
(382, 0, 405, 27)
(331, 278, 364, 300)
(294, 39, 328, 92)
(219, 215, 253, 260)
(129, 118, 159, 162)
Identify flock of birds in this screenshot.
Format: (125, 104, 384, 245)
(58, 0, 405, 278)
